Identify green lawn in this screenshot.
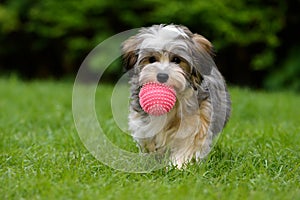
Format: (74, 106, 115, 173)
(1, 77, 299, 200)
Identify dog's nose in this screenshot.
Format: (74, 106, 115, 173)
(156, 73, 169, 83)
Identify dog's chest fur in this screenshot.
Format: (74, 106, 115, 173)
(128, 88, 212, 167)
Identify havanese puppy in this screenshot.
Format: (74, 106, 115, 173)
(122, 24, 231, 168)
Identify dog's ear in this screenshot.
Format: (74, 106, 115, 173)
(192, 34, 214, 55)
(188, 34, 215, 82)
(192, 34, 231, 136)
(121, 36, 140, 71)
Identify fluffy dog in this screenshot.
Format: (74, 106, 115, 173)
(122, 24, 231, 168)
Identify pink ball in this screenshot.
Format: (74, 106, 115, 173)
(139, 82, 176, 116)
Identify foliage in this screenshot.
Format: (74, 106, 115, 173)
(0, 0, 298, 89)
(265, 47, 300, 91)
(1, 78, 300, 199)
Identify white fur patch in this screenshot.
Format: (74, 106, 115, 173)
(139, 25, 189, 51)
(163, 25, 189, 38)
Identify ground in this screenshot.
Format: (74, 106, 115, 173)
(0, 77, 299, 200)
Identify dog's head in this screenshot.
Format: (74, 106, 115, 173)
(122, 24, 231, 137)
(122, 24, 215, 94)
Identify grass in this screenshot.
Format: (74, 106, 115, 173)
(0, 77, 300, 200)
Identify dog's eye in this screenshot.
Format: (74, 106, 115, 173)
(171, 56, 181, 64)
(148, 56, 157, 63)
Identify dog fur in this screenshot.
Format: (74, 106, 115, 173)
(122, 24, 231, 168)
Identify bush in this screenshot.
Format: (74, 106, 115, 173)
(0, 0, 297, 90)
(265, 47, 300, 91)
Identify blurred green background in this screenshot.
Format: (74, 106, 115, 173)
(0, 0, 299, 90)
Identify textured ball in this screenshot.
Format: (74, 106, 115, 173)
(139, 82, 176, 116)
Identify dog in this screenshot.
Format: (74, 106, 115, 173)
(122, 24, 231, 168)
